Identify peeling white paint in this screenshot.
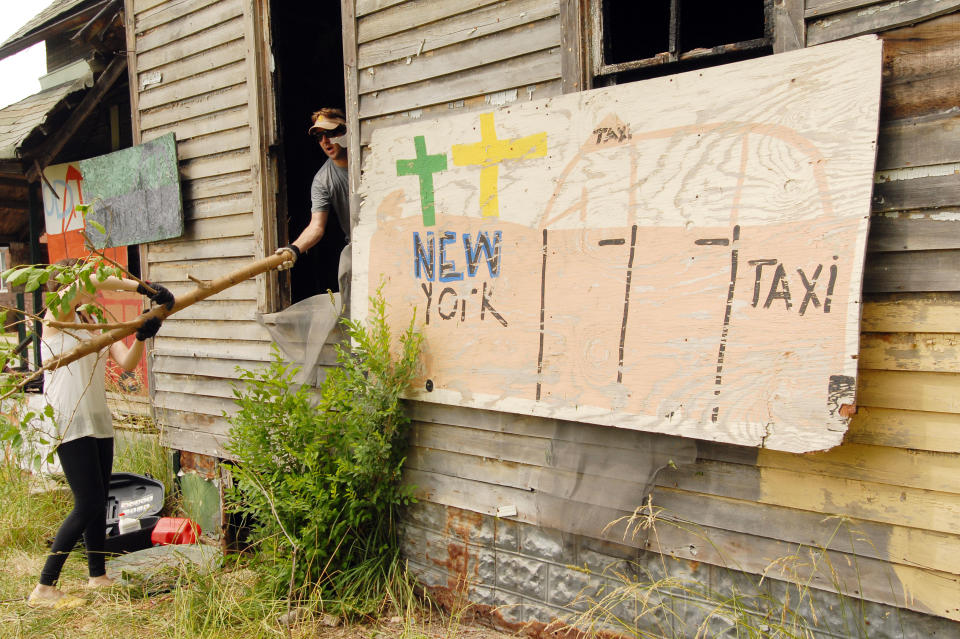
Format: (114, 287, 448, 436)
(874, 162, 960, 183)
(909, 210, 960, 221)
(140, 71, 162, 90)
(448, 100, 465, 109)
(927, 211, 960, 221)
(402, 109, 423, 119)
(485, 89, 518, 106)
(857, 0, 912, 17)
(878, 210, 960, 220)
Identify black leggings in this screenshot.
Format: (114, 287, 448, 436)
(39, 436, 113, 586)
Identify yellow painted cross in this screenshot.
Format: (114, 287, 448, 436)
(451, 112, 547, 218)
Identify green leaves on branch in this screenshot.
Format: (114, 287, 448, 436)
(0, 255, 123, 472)
(0, 398, 59, 472)
(1, 258, 123, 319)
(224, 287, 422, 613)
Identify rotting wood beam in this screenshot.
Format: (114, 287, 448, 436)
(774, 0, 805, 52)
(560, 0, 589, 93)
(71, 0, 122, 44)
(0, 1, 110, 59)
(23, 55, 128, 184)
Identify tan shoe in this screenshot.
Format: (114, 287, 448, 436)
(27, 590, 86, 609)
(87, 575, 116, 589)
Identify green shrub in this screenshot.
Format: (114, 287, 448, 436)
(225, 289, 421, 615)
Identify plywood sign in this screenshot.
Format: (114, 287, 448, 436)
(78, 133, 183, 248)
(354, 36, 883, 453)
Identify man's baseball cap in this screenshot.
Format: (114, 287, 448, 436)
(308, 108, 347, 138)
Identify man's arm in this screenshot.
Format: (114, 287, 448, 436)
(292, 209, 329, 253)
(277, 209, 329, 269)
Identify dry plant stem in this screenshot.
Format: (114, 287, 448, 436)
(0, 304, 134, 331)
(243, 464, 300, 638)
(287, 547, 297, 639)
(0, 303, 45, 325)
(46, 320, 140, 331)
(0, 303, 88, 345)
(2, 252, 291, 400)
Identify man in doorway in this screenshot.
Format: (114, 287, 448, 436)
(276, 107, 351, 299)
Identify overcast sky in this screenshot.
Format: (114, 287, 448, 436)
(0, 0, 54, 110)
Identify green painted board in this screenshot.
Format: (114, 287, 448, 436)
(78, 133, 183, 248)
(179, 473, 221, 538)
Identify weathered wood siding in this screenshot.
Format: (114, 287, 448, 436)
(353, 0, 563, 149)
(345, 1, 960, 622)
(124, 0, 278, 456)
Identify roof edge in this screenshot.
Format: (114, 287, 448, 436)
(0, 1, 107, 61)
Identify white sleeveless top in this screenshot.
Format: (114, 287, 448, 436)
(41, 323, 113, 444)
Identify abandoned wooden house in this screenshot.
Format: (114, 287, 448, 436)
(5, 0, 960, 634)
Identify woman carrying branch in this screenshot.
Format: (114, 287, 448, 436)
(28, 259, 174, 609)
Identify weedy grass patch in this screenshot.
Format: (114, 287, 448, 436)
(224, 287, 423, 619)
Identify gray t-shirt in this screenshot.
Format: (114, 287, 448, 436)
(310, 159, 350, 241)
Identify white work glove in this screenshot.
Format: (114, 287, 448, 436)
(275, 245, 301, 271)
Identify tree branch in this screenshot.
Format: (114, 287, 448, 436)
(1, 252, 291, 400)
(46, 319, 139, 331)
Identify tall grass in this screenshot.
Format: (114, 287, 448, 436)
(0, 433, 311, 639)
(0, 453, 71, 553)
(114, 428, 178, 512)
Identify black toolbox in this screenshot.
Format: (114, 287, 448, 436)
(103, 472, 165, 554)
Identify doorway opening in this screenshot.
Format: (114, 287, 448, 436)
(269, 2, 346, 305)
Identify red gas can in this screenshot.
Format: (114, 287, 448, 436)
(150, 517, 201, 545)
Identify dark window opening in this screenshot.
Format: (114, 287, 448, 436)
(679, 0, 765, 52)
(598, 0, 771, 84)
(269, 1, 346, 305)
(605, 1, 670, 65)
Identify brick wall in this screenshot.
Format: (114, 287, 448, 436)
(401, 500, 954, 638)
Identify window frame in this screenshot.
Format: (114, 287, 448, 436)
(560, 0, 806, 93)
(592, 0, 775, 79)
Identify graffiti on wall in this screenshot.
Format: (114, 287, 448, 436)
(40, 162, 147, 396)
(354, 36, 883, 453)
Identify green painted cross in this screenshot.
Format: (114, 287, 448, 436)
(396, 135, 448, 226)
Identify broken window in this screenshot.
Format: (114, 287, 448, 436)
(592, 0, 772, 85)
